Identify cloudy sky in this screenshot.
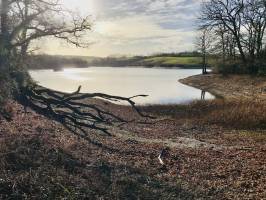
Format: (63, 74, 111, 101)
(42, 0, 201, 57)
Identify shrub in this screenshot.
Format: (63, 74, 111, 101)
(257, 63, 266, 76)
(212, 57, 266, 75)
(215, 60, 249, 75)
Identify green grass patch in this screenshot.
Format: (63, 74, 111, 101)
(142, 56, 202, 66)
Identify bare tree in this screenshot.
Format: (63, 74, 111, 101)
(0, 0, 149, 135)
(196, 27, 212, 74)
(243, 0, 266, 61)
(2, 0, 91, 56)
(201, 0, 247, 63)
(199, 0, 266, 74)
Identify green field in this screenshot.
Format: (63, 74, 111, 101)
(142, 56, 202, 66)
(86, 55, 206, 68)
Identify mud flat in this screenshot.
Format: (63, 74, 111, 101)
(180, 74, 266, 100)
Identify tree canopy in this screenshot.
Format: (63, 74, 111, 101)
(199, 0, 266, 74)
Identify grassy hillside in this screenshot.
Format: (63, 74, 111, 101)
(90, 55, 207, 68)
(141, 56, 202, 67)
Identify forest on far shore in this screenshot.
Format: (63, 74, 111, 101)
(28, 52, 206, 70)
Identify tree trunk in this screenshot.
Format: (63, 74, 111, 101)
(0, 0, 11, 69)
(1, 0, 9, 39)
(202, 53, 207, 75)
(235, 36, 246, 63)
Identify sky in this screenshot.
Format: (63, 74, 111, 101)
(41, 0, 201, 57)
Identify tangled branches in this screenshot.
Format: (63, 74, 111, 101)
(19, 84, 150, 137)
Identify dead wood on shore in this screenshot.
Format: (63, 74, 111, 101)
(19, 84, 152, 137)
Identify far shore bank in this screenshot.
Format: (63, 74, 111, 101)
(28, 65, 205, 71)
(28, 54, 205, 71)
(180, 74, 266, 100)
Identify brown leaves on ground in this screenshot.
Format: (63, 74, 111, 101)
(0, 100, 265, 199)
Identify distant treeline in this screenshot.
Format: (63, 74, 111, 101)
(90, 56, 145, 67)
(27, 55, 89, 70)
(27, 52, 204, 70)
(151, 51, 202, 57)
(90, 52, 203, 68)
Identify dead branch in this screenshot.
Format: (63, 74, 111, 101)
(20, 84, 152, 137)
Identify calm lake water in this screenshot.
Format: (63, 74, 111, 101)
(30, 67, 214, 105)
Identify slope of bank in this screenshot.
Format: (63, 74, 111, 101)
(0, 97, 265, 199)
(180, 74, 266, 100)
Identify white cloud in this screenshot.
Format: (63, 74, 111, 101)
(39, 0, 200, 56)
(95, 16, 178, 40)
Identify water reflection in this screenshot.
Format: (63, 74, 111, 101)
(201, 90, 206, 100)
(30, 67, 215, 105)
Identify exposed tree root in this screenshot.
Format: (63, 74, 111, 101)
(19, 84, 151, 137)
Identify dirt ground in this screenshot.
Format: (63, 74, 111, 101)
(0, 95, 265, 199)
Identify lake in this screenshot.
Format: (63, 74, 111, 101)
(29, 67, 214, 105)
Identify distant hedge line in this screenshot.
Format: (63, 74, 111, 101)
(27, 55, 89, 70)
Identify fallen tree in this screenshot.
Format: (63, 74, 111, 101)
(20, 84, 149, 135)
(0, 0, 149, 136)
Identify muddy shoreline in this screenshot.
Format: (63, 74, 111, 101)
(179, 74, 266, 100)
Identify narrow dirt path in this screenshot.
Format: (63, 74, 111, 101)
(110, 127, 226, 150)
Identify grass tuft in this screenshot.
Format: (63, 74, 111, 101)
(142, 99, 266, 130)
